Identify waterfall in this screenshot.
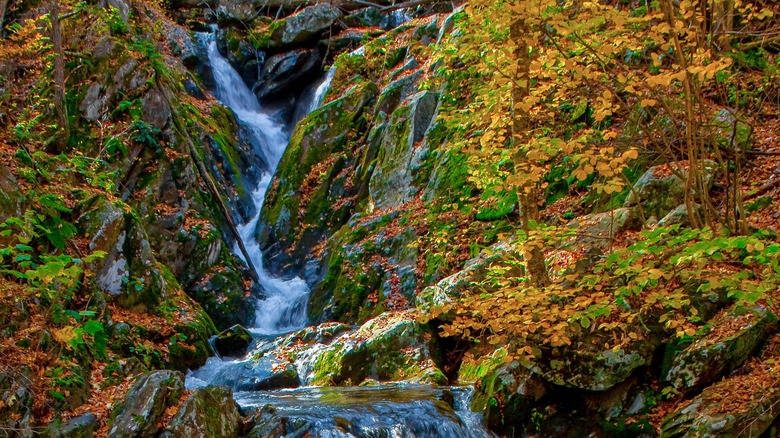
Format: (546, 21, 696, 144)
(200, 32, 315, 334)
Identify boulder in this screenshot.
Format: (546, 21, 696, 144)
(710, 108, 752, 153)
(141, 89, 170, 130)
(254, 49, 323, 101)
(107, 371, 185, 438)
(532, 322, 662, 392)
(0, 165, 22, 222)
(215, 0, 257, 23)
(369, 90, 439, 210)
(416, 241, 519, 320)
(0, 370, 34, 437)
(565, 207, 643, 252)
(245, 406, 292, 438)
(319, 29, 384, 54)
(657, 203, 698, 228)
(624, 161, 718, 219)
(471, 359, 547, 437)
(262, 4, 342, 49)
(167, 387, 241, 438)
(80, 83, 109, 122)
(342, 7, 383, 28)
(256, 81, 379, 278)
(661, 357, 780, 437)
(214, 324, 254, 357)
(309, 311, 446, 385)
(48, 412, 99, 438)
(665, 305, 776, 390)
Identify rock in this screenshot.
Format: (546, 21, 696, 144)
(416, 241, 519, 320)
(665, 305, 776, 390)
(107, 0, 130, 22)
(319, 29, 383, 54)
(565, 207, 643, 252)
(661, 357, 780, 437)
(215, 0, 257, 23)
(141, 89, 170, 130)
(80, 83, 109, 122)
(165, 24, 202, 68)
(246, 405, 289, 438)
(167, 387, 241, 438)
(0, 165, 22, 222)
(471, 359, 547, 437)
(255, 363, 300, 390)
(710, 108, 752, 153)
(309, 311, 446, 385)
(0, 370, 34, 437)
(657, 203, 698, 228)
(369, 90, 439, 210)
(254, 49, 323, 101)
(214, 324, 254, 357)
(49, 412, 99, 438)
(257, 81, 379, 278)
(624, 161, 718, 219)
(263, 4, 342, 49)
(107, 371, 185, 438)
(342, 7, 382, 28)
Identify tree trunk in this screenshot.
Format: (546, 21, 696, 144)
(0, 0, 8, 36)
(51, 0, 69, 151)
(712, 0, 734, 52)
(511, 13, 550, 288)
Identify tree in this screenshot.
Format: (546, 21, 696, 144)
(50, 0, 69, 151)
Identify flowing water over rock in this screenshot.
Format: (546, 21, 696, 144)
(188, 30, 495, 437)
(200, 31, 309, 334)
(237, 385, 494, 438)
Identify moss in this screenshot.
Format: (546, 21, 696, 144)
(311, 344, 345, 385)
(458, 348, 508, 384)
(249, 18, 284, 49)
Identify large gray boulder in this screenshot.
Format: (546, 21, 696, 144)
(308, 311, 446, 386)
(369, 90, 439, 210)
(661, 357, 780, 437)
(564, 207, 643, 252)
(665, 305, 776, 390)
(48, 413, 99, 438)
(167, 387, 242, 438)
(107, 371, 185, 438)
(254, 49, 323, 101)
(261, 4, 342, 49)
(624, 161, 717, 219)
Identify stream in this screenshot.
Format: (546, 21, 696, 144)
(186, 30, 495, 438)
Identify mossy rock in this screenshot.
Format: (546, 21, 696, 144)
(471, 359, 547, 437)
(310, 311, 446, 386)
(167, 386, 241, 438)
(0, 165, 23, 222)
(665, 304, 776, 390)
(107, 371, 185, 438)
(214, 324, 254, 358)
(257, 81, 379, 277)
(661, 355, 780, 437)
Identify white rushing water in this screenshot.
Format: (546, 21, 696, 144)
(202, 32, 312, 334)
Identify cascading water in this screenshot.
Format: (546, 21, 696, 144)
(201, 32, 309, 334)
(188, 25, 497, 438)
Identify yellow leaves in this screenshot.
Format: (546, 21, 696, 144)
(640, 99, 657, 108)
(52, 326, 77, 347)
(646, 74, 673, 87)
(623, 149, 639, 160)
(648, 268, 665, 280)
(572, 165, 593, 182)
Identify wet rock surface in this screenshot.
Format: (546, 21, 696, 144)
(107, 371, 185, 438)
